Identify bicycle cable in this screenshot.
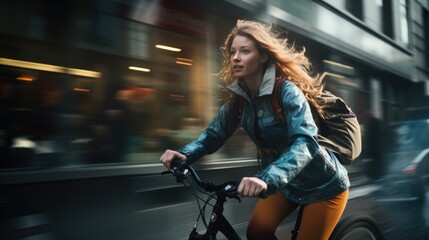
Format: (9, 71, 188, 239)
(181, 173, 217, 229)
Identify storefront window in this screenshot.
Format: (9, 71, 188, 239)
(0, 0, 259, 170)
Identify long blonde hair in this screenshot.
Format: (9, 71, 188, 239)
(219, 20, 324, 112)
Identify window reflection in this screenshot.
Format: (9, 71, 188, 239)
(399, 0, 410, 45)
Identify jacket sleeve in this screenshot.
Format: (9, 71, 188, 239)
(178, 99, 241, 164)
(255, 82, 319, 194)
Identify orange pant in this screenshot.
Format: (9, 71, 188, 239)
(247, 189, 349, 240)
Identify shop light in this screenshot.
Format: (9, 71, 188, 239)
(170, 94, 185, 101)
(155, 44, 181, 52)
(73, 88, 90, 92)
(0, 57, 101, 78)
(177, 57, 193, 62)
(323, 60, 354, 70)
(176, 61, 192, 66)
(321, 71, 361, 88)
(16, 76, 35, 82)
(1, 57, 64, 73)
(325, 72, 346, 79)
(176, 57, 193, 66)
(66, 68, 101, 78)
(129, 66, 151, 72)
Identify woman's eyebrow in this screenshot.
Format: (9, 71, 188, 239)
(231, 45, 250, 50)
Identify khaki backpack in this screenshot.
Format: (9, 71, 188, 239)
(238, 78, 362, 165)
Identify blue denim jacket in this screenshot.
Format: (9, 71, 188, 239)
(179, 65, 350, 204)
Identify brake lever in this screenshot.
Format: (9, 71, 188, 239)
(161, 167, 188, 183)
(161, 170, 172, 175)
(231, 194, 241, 203)
(224, 183, 241, 203)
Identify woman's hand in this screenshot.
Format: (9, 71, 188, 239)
(237, 177, 268, 198)
(160, 149, 187, 170)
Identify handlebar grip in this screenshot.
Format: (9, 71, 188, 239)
(259, 189, 269, 199)
(171, 158, 186, 169)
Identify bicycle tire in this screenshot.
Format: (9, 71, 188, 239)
(329, 214, 383, 240)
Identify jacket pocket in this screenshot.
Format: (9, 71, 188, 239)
(261, 113, 280, 126)
(290, 153, 337, 191)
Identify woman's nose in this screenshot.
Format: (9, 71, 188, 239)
(232, 52, 240, 61)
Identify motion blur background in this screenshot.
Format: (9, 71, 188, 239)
(1, 0, 429, 239)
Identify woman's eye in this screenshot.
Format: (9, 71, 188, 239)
(241, 49, 249, 54)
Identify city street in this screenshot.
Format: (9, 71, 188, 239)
(372, 191, 429, 239)
(1, 1, 428, 240)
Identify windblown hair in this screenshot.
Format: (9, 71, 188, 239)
(219, 20, 324, 112)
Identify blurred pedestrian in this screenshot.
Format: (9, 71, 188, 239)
(364, 111, 384, 180)
(89, 86, 130, 163)
(160, 20, 349, 240)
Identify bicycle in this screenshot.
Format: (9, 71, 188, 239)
(162, 159, 383, 240)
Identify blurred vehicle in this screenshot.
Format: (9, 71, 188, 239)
(378, 119, 429, 204)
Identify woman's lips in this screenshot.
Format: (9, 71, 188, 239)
(233, 65, 243, 72)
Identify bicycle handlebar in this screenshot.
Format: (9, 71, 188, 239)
(164, 158, 269, 199)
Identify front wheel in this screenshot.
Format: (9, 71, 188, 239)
(329, 214, 383, 240)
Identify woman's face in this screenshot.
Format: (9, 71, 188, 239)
(230, 35, 267, 80)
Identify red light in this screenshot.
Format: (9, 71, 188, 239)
(402, 164, 417, 175)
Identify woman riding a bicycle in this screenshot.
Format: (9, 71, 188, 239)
(160, 20, 350, 240)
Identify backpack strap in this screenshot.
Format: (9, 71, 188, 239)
(272, 78, 285, 123)
(238, 95, 244, 120)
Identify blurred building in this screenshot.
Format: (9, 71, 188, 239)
(0, 0, 428, 239)
(0, 0, 427, 168)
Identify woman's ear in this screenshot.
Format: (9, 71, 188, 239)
(260, 53, 268, 63)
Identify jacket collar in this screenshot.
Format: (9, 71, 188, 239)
(227, 64, 276, 101)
